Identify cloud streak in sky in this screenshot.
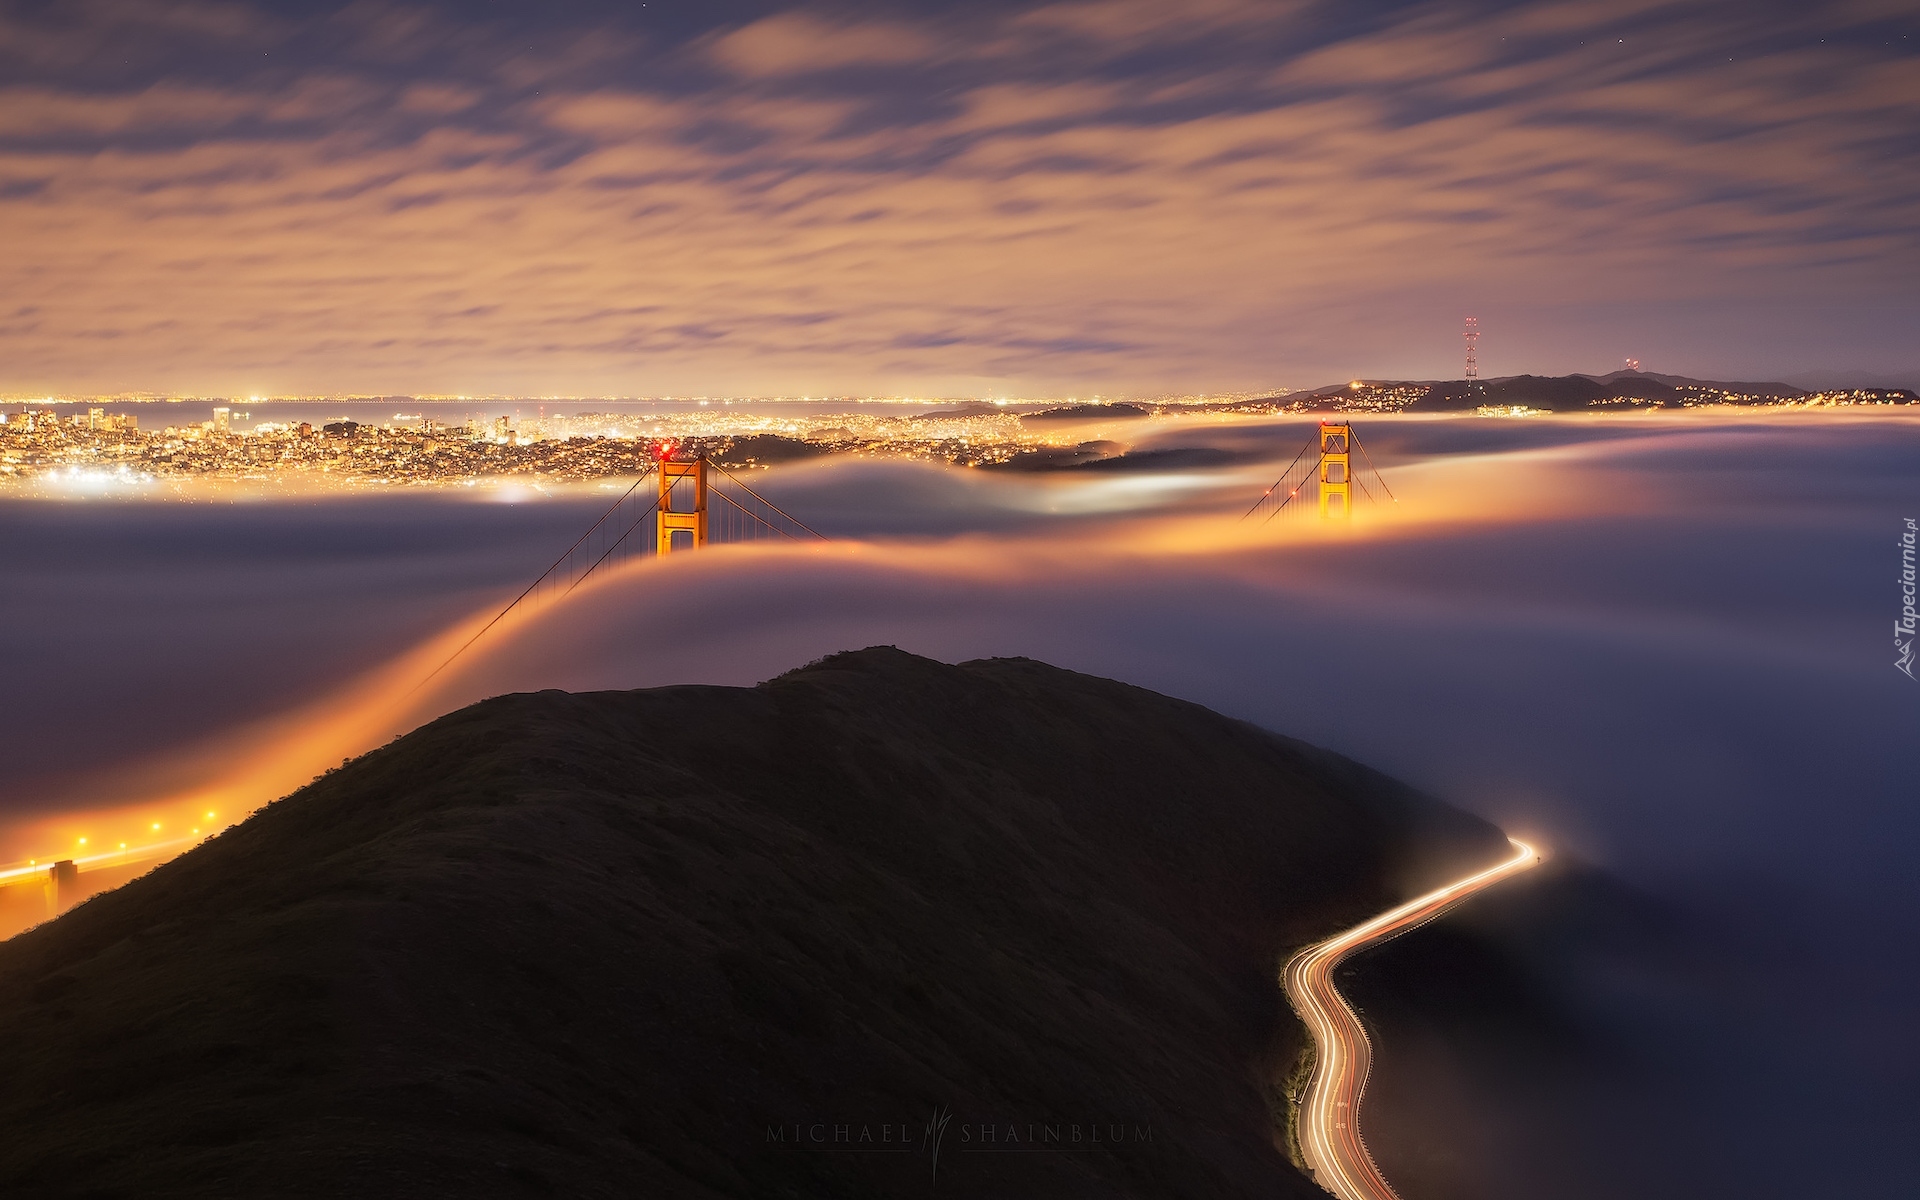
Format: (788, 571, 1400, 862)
(0, 0, 1915, 393)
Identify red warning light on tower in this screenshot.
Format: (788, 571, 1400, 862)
(1464, 317, 1480, 381)
(1624, 358, 1641, 372)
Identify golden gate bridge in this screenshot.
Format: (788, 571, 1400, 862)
(5, 427, 1390, 924)
(1, 446, 824, 924)
(416, 447, 825, 691)
(1241, 420, 1395, 523)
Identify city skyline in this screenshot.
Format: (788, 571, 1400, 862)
(8, 375, 1908, 492)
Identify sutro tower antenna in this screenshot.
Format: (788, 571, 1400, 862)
(1464, 316, 1480, 382)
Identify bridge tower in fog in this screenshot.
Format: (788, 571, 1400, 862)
(1241, 421, 1391, 525)
(412, 447, 825, 693)
(657, 457, 709, 554)
(1464, 316, 1479, 381)
(1318, 423, 1351, 519)
(47, 860, 76, 918)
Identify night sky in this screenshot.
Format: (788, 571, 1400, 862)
(3, 0, 1916, 396)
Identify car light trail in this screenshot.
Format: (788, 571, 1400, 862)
(1283, 837, 1541, 1200)
(0, 833, 208, 888)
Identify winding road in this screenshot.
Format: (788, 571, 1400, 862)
(1283, 837, 1541, 1200)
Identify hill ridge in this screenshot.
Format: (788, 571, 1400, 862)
(0, 647, 1503, 1198)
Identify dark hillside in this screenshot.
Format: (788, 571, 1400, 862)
(1418, 374, 1682, 410)
(1579, 369, 1803, 397)
(0, 648, 1504, 1198)
(1021, 402, 1151, 421)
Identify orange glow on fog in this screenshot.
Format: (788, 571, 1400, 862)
(0, 592, 559, 871)
(0, 410, 1897, 901)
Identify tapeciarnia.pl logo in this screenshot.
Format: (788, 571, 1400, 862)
(1898, 517, 1916, 680)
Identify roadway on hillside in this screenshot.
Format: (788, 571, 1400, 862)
(1284, 837, 1541, 1200)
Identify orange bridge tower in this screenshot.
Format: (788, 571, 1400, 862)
(1318, 423, 1351, 518)
(657, 457, 709, 554)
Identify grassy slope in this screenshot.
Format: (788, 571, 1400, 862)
(0, 648, 1504, 1198)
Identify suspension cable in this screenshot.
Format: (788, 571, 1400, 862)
(411, 463, 658, 693)
(410, 458, 660, 691)
(1241, 432, 1317, 521)
(412, 454, 831, 695)
(562, 490, 665, 595)
(1262, 454, 1325, 525)
(710, 487, 798, 539)
(1352, 430, 1397, 502)
(705, 458, 829, 539)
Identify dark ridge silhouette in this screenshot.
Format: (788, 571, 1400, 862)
(980, 439, 1119, 470)
(911, 402, 1003, 419)
(1021, 402, 1152, 421)
(1574, 369, 1803, 395)
(1280, 370, 1911, 411)
(707, 433, 830, 467)
(1419, 374, 1686, 410)
(1064, 447, 1244, 472)
(0, 648, 1505, 1198)
(987, 446, 1247, 473)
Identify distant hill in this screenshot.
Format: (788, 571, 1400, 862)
(1022, 402, 1152, 421)
(1267, 370, 1913, 413)
(985, 443, 1245, 473)
(911, 402, 1004, 419)
(0, 648, 1503, 1198)
(1418, 373, 1688, 411)
(1574, 369, 1803, 396)
(981, 439, 1119, 470)
(708, 433, 830, 467)
(1416, 371, 1805, 411)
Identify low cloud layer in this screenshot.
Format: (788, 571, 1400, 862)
(7, 411, 1912, 891)
(3, 411, 1916, 1192)
(1, 0, 1915, 394)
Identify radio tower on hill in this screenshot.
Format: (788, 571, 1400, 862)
(1464, 316, 1480, 383)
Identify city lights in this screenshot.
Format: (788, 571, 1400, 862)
(1, 400, 1190, 487)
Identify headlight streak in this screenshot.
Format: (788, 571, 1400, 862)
(1283, 838, 1541, 1200)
